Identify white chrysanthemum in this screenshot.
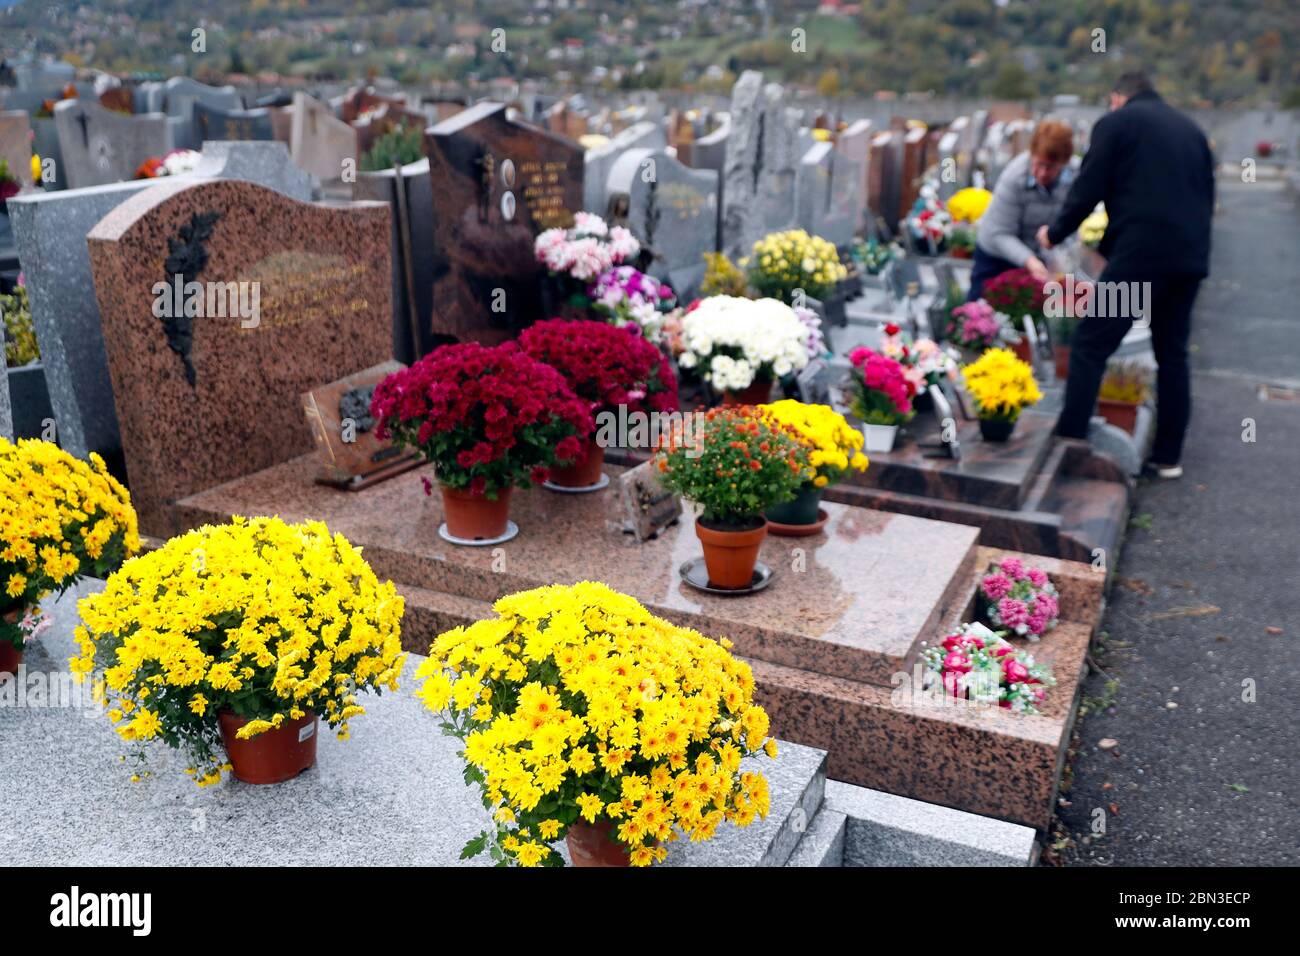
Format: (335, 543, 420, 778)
(679, 296, 810, 389)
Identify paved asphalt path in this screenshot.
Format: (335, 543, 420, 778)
(1052, 176, 1300, 866)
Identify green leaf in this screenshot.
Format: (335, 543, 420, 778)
(460, 832, 489, 859)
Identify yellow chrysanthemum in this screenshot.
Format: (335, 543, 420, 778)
(961, 348, 1043, 422)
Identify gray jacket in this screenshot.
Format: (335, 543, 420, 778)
(976, 151, 1075, 265)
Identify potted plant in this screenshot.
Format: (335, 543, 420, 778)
(2, 276, 56, 441)
(0, 158, 20, 212)
(946, 299, 1018, 363)
(676, 295, 811, 405)
(1097, 359, 1152, 435)
(961, 347, 1043, 442)
(1, 438, 139, 675)
(847, 346, 914, 453)
(655, 407, 808, 588)
(981, 268, 1050, 367)
(946, 186, 993, 227)
(849, 237, 896, 277)
(904, 185, 953, 255)
(758, 400, 868, 534)
(417, 581, 778, 866)
(371, 342, 593, 541)
(920, 622, 1056, 715)
(534, 212, 641, 319)
(588, 265, 680, 346)
(519, 319, 678, 490)
(877, 322, 958, 413)
(745, 228, 847, 305)
(72, 516, 406, 785)
(947, 225, 976, 259)
(976, 556, 1061, 642)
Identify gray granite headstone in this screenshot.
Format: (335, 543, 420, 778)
(582, 120, 666, 216)
(161, 77, 243, 150)
(53, 99, 171, 189)
(830, 119, 871, 245)
(936, 129, 960, 200)
(794, 139, 835, 242)
(605, 146, 718, 297)
(6, 143, 313, 475)
(30, 116, 64, 190)
(721, 71, 799, 258)
(289, 92, 358, 184)
(193, 102, 274, 145)
(0, 324, 11, 440)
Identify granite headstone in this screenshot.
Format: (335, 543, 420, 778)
(85, 179, 393, 535)
(425, 102, 583, 345)
(193, 102, 275, 144)
(289, 92, 359, 184)
(0, 110, 34, 183)
(53, 99, 171, 188)
(721, 71, 799, 258)
(583, 120, 666, 217)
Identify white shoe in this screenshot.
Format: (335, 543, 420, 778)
(1145, 462, 1183, 479)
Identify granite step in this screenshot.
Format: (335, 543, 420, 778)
(783, 807, 848, 867)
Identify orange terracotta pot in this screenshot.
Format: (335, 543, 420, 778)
(722, 378, 772, 407)
(1054, 345, 1071, 380)
(217, 710, 318, 785)
(696, 518, 767, 589)
(548, 437, 605, 488)
(0, 640, 21, 677)
(1097, 398, 1139, 435)
(566, 819, 632, 867)
(441, 484, 513, 540)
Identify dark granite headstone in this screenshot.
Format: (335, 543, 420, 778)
(424, 102, 583, 345)
(84, 179, 392, 534)
(193, 102, 275, 143)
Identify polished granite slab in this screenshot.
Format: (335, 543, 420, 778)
(176, 456, 979, 688)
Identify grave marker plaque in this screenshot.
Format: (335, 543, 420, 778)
(301, 360, 419, 488)
(618, 459, 682, 542)
(425, 102, 583, 345)
(85, 179, 392, 534)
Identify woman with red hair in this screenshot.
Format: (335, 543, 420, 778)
(966, 119, 1076, 300)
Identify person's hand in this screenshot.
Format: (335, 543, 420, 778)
(1025, 255, 1050, 282)
(1036, 224, 1053, 250)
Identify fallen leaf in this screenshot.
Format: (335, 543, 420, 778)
(1266, 626, 1284, 635)
(1101, 782, 1114, 790)
(1143, 604, 1221, 622)
(1108, 803, 1120, 815)
(1098, 738, 1119, 750)
(1228, 783, 1249, 794)
(1215, 635, 1231, 643)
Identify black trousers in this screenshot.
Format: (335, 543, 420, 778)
(1056, 272, 1201, 465)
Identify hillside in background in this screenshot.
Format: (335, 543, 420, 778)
(2, 0, 1296, 107)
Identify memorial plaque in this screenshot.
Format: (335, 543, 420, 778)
(194, 102, 275, 143)
(85, 179, 392, 534)
(53, 99, 170, 188)
(425, 102, 583, 345)
(618, 459, 682, 542)
(302, 361, 419, 488)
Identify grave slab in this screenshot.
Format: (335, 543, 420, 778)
(85, 179, 392, 535)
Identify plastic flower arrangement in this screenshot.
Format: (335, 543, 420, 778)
(849, 237, 896, 276)
(655, 406, 808, 526)
(947, 299, 1016, 352)
(418, 581, 777, 866)
(878, 322, 957, 395)
(905, 186, 952, 251)
(946, 187, 993, 224)
(981, 268, 1049, 322)
(978, 556, 1060, 641)
(1, 437, 140, 655)
(71, 516, 406, 784)
(588, 266, 679, 344)
(133, 148, 201, 180)
(519, 319, 679, 419)
(1079, 204, 1108, 248)
(746, 229, 847, 303)
(676, 296, 811, 393)
(758, 400, 868, 489)
(920, 622, 1056, 715)
(961, 348, 1042, 423)
(371, 342, 593, 499)
(534, 211, 641, 283)
(847, 347, 914, 426)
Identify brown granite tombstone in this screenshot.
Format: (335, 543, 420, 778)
(85, 179, 393, 535)
(898, 125, 928, 218)
(424, 101, 583, 345)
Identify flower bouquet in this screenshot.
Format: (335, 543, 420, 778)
(1, 438, 140, 675)
(745, 229, 847, 304)
(655, 407, 808, 588)
(534, 212, 641, 317)
(920, 622, 1056, 715)
(904, 187, 953, 254)
(946, 187, 993, 224)
(418, 581, 777, 866)
(947, 299, 1018, 357)
(961, 347, 1042, 442)
(758, 400, 868, 533)
(676, 296, 811, 405)
(977, 556, 1060, 641)
(878, 321, 958, 411)
(133, 149, 201, 180)
(849, 237, 896, 276)
(519, 319, 678, 489)
(71, 516, 406, 785)
(847, 347, 914, 452)
(371, 342, 593, 541)
(588, 265, 679, 345)
(1079, 204, 1107, 249)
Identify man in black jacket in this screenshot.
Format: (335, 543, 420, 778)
(1038, 71, 1215, 478)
